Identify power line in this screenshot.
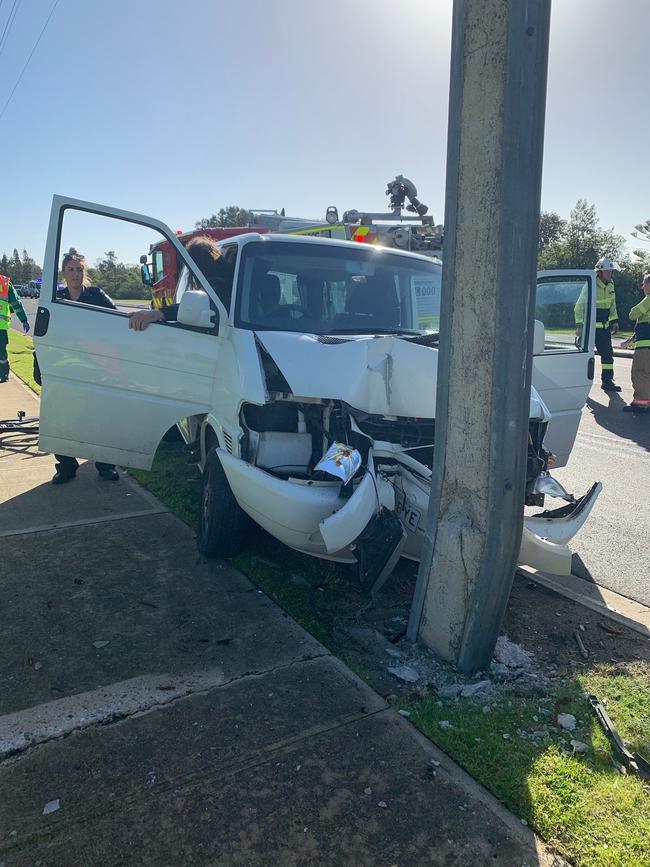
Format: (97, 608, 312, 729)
(0, 0, 21, 57)
(0, 0, 60, 123)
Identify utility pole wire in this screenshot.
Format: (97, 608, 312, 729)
(0, 0, 21, 57)
(0, 0, 60, 123)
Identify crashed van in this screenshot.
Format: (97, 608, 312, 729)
(35, 198, 601, 590)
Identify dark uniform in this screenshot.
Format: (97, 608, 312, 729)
(594, 275, 619, 389)
(51, 286, 120, 483)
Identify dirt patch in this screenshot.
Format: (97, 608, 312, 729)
(240, 537, 650, 706)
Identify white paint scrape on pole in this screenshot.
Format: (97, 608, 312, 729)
(408, 0, 552, 673)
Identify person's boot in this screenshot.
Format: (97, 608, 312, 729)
(52, 470, 76, 485)
(97, 466, 119, 481)
(601, 380, 622, 392)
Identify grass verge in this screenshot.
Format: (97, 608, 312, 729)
(7, 331, 40, 393)
(126, 440, 650, 866)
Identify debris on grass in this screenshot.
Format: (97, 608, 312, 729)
(557, 713, 577, 731)
(387, 664, 420, 683)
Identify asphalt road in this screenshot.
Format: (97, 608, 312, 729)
(553, 355, 649, 607)
(10, 296, 39, 332)
(11, 302, 648, 606)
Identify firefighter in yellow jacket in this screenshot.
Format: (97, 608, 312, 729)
(622, 273, 650, 412)
(575, 256, 621, 391)
(0, 274, 30, 382)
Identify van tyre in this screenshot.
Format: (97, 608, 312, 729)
(197, 449, 250, 558)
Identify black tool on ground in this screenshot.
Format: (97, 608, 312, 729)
(0, 410, 39, 441)
(587, 693, 650, 780)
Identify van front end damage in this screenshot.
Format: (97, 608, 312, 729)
(216, 391, 600, 591)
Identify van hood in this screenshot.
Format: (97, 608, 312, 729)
(256, 331, 549, 421)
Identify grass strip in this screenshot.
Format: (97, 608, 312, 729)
(7, 331, 39, 393)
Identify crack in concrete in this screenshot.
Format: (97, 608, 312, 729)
(0, 652, 331, 764)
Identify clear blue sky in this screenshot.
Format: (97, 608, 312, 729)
(1, 0, 649, 266)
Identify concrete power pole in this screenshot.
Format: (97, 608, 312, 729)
(407, 0, 552, 673)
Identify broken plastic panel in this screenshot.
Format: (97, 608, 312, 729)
(532, 472, 575, 502)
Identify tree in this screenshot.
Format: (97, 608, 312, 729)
(631, 219, 650, 269)
(89, 251, 148, 300)
(0, 247, 42, 283)
(537, 200, 645, 329)
(8, 248, 22, 284)
(632, 219, 650, 245)
(21, 249, 40, 282)
(538, 210, 564, 253)
(538, 199, 626, 271)
(195, 206, 253, 229)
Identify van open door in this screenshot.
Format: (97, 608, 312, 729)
(34, 196, 228, 470)
(531, 269, 596, 466)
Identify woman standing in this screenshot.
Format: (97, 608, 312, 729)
(51, 249, 120, 484)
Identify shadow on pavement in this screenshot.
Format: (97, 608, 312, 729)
(586, 392, 650, 452)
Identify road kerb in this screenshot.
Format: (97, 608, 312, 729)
(517, 566, 650, 638)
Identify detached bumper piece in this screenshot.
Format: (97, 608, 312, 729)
(354, 509, 407, 594)
(526, 481, 602, 545)
(520, 481, 602, 576)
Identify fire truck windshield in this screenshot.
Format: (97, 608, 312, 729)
(235, 241, 441, 335)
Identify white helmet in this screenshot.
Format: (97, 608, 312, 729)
(595, 256, 618, 271)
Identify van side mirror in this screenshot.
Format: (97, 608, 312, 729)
(140, 261, 152, 287)
(533, 319, 545, 355)
(177, 290, 218, 330)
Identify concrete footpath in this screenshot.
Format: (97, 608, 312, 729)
(0, 374, 561, 866)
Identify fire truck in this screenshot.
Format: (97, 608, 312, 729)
(140, 176, 443, 308)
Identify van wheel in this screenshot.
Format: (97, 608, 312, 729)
(197, 450, 250, 558)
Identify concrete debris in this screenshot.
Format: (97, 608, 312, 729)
(438, 720, 452, 730)
(398, 709, 411, 718)
(557, 713, 577, 731)
(437, 683, 462, 699)
(93, 640, 110, 649)
(387, 664, 420, 683)
(377, 801, 387, 808)
(493, 636, 533, 670)
(42, 799, 60, 815)
(570, 740, 588, 753)
(384, 647, 402, 659)
(364, 787, 372, 795)
(460, 680, 491, 698)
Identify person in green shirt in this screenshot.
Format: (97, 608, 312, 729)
(0, 274, 30, 382)
(622, 273, 650, 412)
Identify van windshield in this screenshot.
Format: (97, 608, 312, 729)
(235, 240, 441, 335)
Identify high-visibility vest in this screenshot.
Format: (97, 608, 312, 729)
(575, 277, 619, 329)
(630, 295, 650, 349)
(594, 278, 618, 329)
(0, 274, 11, 330)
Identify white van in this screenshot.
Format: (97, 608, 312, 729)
(34, 197, 600, 589)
